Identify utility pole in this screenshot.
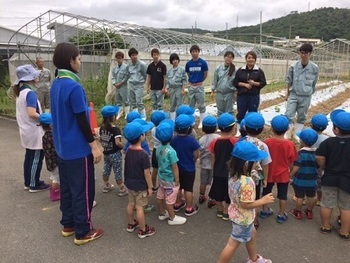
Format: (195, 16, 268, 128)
(226, 22, 228, 40)
(259, 11, 262, 66)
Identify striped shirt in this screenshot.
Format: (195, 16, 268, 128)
(292, 147, 318, 190)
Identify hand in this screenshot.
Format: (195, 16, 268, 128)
(248, 79, 255, 86)
(161, 88, 166, 95)
(147, 188, 153, 197)
(175, 181, 180, 187)
(210, 91, 215, 101)
(92, 147, 102, 164)
(246, 83, 252, 89)
(262, 180, 267, 187)
(261, 193, 275, 204)
(285, 89, 290, 101)
(180, 89, 185, 96)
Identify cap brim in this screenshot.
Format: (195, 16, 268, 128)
(330, 109, 345, 123)
(252, 151, 268, 162)
(141, 122, 154, 134)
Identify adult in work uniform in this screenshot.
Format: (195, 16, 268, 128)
(35, 57, 51, 113)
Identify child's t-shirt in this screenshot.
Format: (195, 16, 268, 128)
(264, 138, 298, 183)
(312, 133, 329, 149)
(99, 126, 122, 155)
(124, 148, 151, 191)
(170, 135, 200, 172)
(292, 147, 318, 190)
(151, 126, 161, 149)
(208, 136, 237, 178)
(123, 140, 151, 155)
(228, 175, 256, 226)
(199, 133, 220, 170)
(156, 144, 179, 183)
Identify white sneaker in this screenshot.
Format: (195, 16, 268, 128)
(168, 215, 187, 225)
(158, 210, 169, 221)
(117, 185, 128, 197)
(93, 200, 97, 207)
(246, 254, 272, 263)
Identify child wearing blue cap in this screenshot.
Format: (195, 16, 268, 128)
(155, 120, 187, 225)
(171, 114, 201, 216)
(262, 115, 298, 224)
(310, 113, 329, 205)
(39, 113, 60, 201)
(198, 115, 220, 207)
(316, 109, 350, 240)
(123, 121, 156, 238)
(289, 129, 318, 220)
(208, 113, 238, 220)
(218, 141, 274, 263)
(99, 105, 126, 196)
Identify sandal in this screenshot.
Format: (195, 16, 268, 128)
(320, 225, 333, 234)
(338, 231, 350, 241)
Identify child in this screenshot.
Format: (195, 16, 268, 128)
(316, 109, 350, 240)
(310, 113, 329, 205)
(185, 45, 209, 128)
(39, 113, 60, 201)
(167, 53, 187, 120)
(175, 104, 197, 138)
(146, 48, 167, 112)
(290, 129, 319, 220)
(241, 112, 272, 228)
(150, 111, 169, 192)
(218, 140, 274, 263)
(198, 115, 220, 208)
(171, 114, 200, 216)
(155, 119, 187, 225)
(99, 105, 127, 196)
(123, 121, 156, 238)
(209, 113, 237, 220)
(261, 115, 298, 224)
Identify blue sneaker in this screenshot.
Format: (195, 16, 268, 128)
(259, 208, 273, 219)
(276, 212, 288, 224)
(29, 183, 49, 193)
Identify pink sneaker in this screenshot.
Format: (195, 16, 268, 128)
(247, 254, 272, 263)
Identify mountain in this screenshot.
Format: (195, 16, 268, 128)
(166, 7, 350, 43)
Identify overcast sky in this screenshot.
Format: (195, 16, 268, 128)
(0, 0, 348, 31)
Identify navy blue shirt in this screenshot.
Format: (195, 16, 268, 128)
(185, 58, 208, 84)
(171, 135, 200, 172)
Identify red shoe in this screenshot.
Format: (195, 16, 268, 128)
(290, 209, 302, 220)
(303, 209, 313, 219)
(74, 228, 103, 245)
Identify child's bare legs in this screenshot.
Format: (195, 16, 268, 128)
(103, 175, 110, 186)
(320, 207, 333, 228)
(152, 168, 158, 189)
(217, 201, 224, 212)
(295, 198, 303, 211)
(306, 196, 315, 211)
(127, 202, 136, 224)
(246, 227, 258, 261)
(175, 189, 183, 204)
(184, 191, 193, 209)
(166, 203, 176, 219)
(135, 205, 146, 231)
(217, 237, 240, 263)
(199, 184, 207, 197)
(279, 199, 287, 215)
(316, 190, 322, 204)
(157, 198, 166, 215)
(339, 209, 350, 235)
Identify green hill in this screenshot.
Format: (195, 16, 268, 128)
(167, 7, 350, 43)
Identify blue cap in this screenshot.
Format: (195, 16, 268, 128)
(131, 118, 154, 133)
(176, 105, 195, 116)
(126, 111, 142, 123)
(38, 113, 52, 125)
(156, 119, 174, 142)
(124, 122, 153, 142)
(175, 114, 195, 129)
(231, 141, 268, 162)
(217, 113, 235, 129)
(244, 112, 265, 130)
(296, 128, 318, 146)
(101, 105, 119, 118)
(331, 109, 350, 131)
(311, 113, 328, 131)
(271, 115, 289, 132)
(202, 115, 217, 127)
(151, 111, 169, 126)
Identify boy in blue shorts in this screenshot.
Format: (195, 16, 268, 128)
(316, 109, 350, 240)
(155, 120, 187, 225)
(123, 121, 156, 238)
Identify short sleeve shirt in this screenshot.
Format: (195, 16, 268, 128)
(228, 175, 256, 226)
(99, 126, 122, 155)
(156, 144, 179, 182)
(199, 133, 220, 169)
(147, 60, 167, 90)
(170, 135, 200, 172)
(185, 58, 208, 84)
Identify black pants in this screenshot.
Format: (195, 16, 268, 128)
(24, 149, 44, 187)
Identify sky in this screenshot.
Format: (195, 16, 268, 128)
(0, 0, 348, 31)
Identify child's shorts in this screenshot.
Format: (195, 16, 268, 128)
(230, 221, 254, 243)
(293, 185, 316, 199)
(157, 182, 180, 205)
(151, 149, 158, 169)
(200, 168, 213, 185)
(321, 186, 350, 210)
(179, 169, 195, 192)
(262, 182, 289, 200)
(128, 190, 148, 207)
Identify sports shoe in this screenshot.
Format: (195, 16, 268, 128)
(198, 195, 207, 204)
(208, 199, 217, 209)
(246, 254, 272, 263)
(276, 212, 288, 224)
(303, 208, 313, 219)
(117, 185, 128, 196)
(74, 228, 103, 245)
(61, 227, 75, 237)
(152, 186, 159, 193)
(259, 208, 273, 219)
(185, 205, 199, 216)
(144, 204, 155, 213)
(24, 186, 30, 190)
(290, 209, 302, 220)
(173, 201, 186, 212)
(93, 200, 97, 207)
(126, 220, 139, 232)
(102, 183, 115, 193)
(217, 210, 223, 218)
(320, 225, 333, 234)
(29, 183, 49, 193)
(158, 210, 169, 221)
(222, 213, 229, 221)
(138, 225, 156, 239)
(168, 215, 187, 225)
